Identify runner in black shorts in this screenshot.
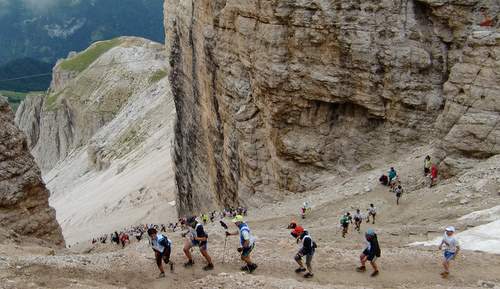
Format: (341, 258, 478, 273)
(182, 216, 214, 271)
(294, 230, 316, 278)
(147, 228, 173, 278)
(357, 229, 381, 277)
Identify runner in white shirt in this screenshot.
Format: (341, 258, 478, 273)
(147, 228, 173, 278)
(353, 209, 363, 232)
(367, 204, 377, 224)
(438, 226, 460, 278)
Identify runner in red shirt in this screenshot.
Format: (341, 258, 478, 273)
(288, 221, 304, 239)
(430, 164, 438, 187)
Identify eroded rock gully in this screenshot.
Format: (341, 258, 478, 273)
(0, 97, 64, 246)
(164, 0, 499, 214)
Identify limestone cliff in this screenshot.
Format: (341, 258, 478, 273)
(0, 97, 64, 246)
(164, 0, 499, 214)
(16, 37, 168, 172)
(16, 37, 177, 244)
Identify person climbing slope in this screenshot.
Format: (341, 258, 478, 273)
(301, 201, 311, 219)
(340, 212, 352, 238)
(287, 221, 305, 239)
(148, 228, 174, 278)
(394, 185, 403, 205)
(438, 226, 460, 278)
(367, 204, 377, 224)
(424, 155, 432, 176)
(182, 216, 214, 270)
(356, 228, 381, 277)
(388, 167, 398, 186)
(353, 209, 363, 232)
(430, 164, 439, 187)
(225, 215, 258, 273)
(294, 230, 316, 279)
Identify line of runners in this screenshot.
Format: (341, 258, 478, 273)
(146, 213, 460, 280)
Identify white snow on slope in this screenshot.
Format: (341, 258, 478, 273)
(412, 206, 500, 254)
(459, 205, 500, 223)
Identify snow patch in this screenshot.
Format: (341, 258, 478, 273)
(411, 208, 500, 254)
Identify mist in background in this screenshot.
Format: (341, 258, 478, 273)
(0, 0, 164, 92)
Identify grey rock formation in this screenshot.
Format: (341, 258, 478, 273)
(0, 97, 64, 246)
(15, 37, 175, 243)
(435, 29, 499, 176)
(16, 37, 167, 172)
(165, 0, 499, 214)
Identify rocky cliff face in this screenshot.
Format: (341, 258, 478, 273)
(0, 97, 64, 246)
(16, 37, 177, 244)
(164, 0, 499, 214)
(16, 37, 168, 172)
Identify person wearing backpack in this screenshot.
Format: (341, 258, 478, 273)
(356, 229, 381, 277)
(147, 228, 174, 278)
(182, 216, 214, 271)
(294, 230, 316, 278)
(287, 221, 305, 239)
(340, 212, 352, 238)
(225, 215, 258, 273)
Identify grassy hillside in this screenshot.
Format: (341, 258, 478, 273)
(59, 39, 123, 72)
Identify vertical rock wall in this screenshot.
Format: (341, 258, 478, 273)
(0, 97, 64, 246)
(165, 0, 499, 214)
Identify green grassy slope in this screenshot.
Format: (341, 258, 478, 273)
(59, 38, 122, 73)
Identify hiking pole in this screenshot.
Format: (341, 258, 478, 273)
(220, 221, 229, 264)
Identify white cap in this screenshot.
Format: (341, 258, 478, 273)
(445, 226, 455, 232)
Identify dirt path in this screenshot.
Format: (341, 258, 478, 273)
(3, 147, 500, 289)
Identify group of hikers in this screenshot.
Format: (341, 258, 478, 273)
(146, 214, 386, 279)
(89, 207, 248, 248)
(146, 214, 255, 277)
(147, 214, 318, 279)
(339, 204, 377, 238)
(378, 155, 439, 206)
(144, 153, 460, 280)
(94, 154, 461, 280)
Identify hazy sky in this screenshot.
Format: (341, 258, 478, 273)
(0, 0, 83, 15)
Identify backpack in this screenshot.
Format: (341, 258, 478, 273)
(373, 236, 381, 257)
